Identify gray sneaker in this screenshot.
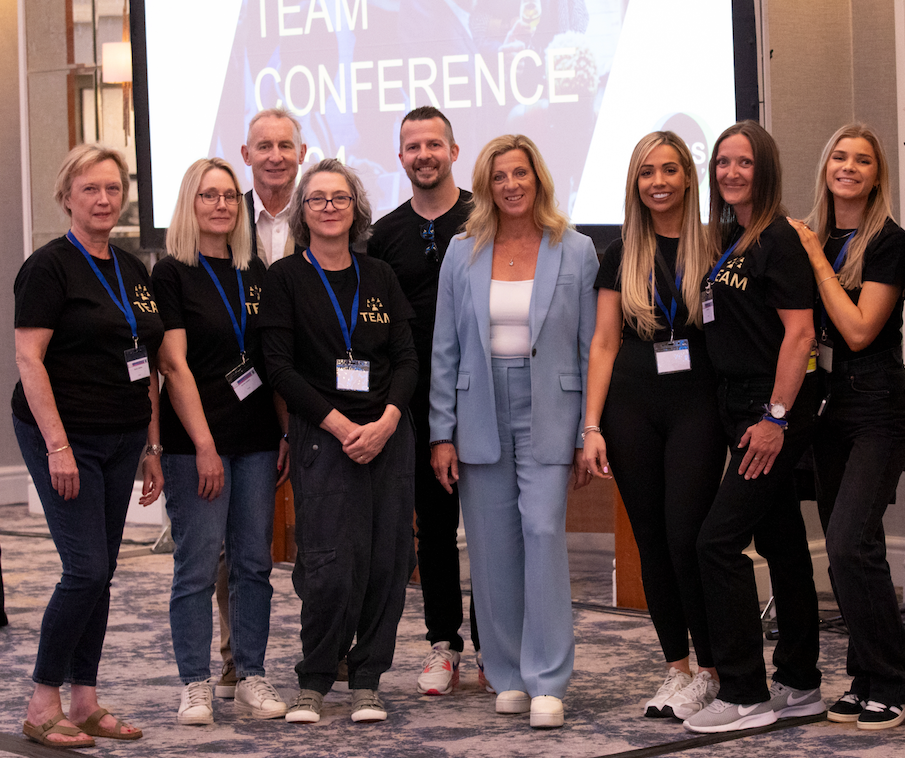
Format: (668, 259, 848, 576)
(666, 671, 720, 720)
(351, 689, 387, 723)
(769, 681, 826, 718)
(683, 698, 777, 733)
(285, 689, 324, 724)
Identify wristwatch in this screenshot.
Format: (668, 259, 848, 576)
(766, 402, 786, 420)
(145, 444, 164, 456)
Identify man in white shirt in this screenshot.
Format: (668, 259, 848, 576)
(241, 108, 308, 266)
(214, 108, 308, 703)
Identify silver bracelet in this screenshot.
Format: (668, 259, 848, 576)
(581, 426, 601, 440)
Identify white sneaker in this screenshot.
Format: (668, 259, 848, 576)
(666, 671, 720, 720)
(416, 641, 460, 695)
(177, 681, 213, 725)
(644, 667, 692, 718)
(530, 695, 564, 728)
(234, 675, 288, 719)
(285, 689, 324, 724)
(495, 690, 531, 714)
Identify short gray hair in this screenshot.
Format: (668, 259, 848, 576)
(246, 108, 305, 149)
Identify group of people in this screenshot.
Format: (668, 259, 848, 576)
(12, 101, 905, 749)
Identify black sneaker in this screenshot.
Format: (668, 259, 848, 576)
(857, 700, 905, 731)
(827, 691, 866, 723)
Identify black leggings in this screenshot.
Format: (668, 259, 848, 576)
(602, 371, 726, 666)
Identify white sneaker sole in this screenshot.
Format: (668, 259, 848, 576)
(417, 669, 459, 695)
(234, 700, 288, 719)
(775, 701, 826, 719)
(684, 710, 777, 733)
(351, 708, 387, 723)
(285, 709, 320, 723)
(177, 709, 213, 726)
(530, 711, 564, 728)
(496, 695, 531, 714)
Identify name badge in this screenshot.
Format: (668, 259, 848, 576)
(654, 340, 691, 374)
(125, 345, 150, 382)
(226, 361, 263, 400)
(818, 336, 834, 373)
(702, 289, 714, 324)
(337, 358, 370, 392)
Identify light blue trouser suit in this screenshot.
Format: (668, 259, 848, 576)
(458, 357, 575, 699)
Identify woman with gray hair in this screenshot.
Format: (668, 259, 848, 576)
(261, 159, 419, 724)
(14, 144, 164, 747)
(153, 157, 289, 726)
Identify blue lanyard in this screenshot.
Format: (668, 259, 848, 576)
(198, 253, 247, 359)
(67, 231, 138, 346)
(307, 249, 360, 357)
(708, 239, 741, 283)
(651, 270, 683, 331)
(820, 232, 856, 333)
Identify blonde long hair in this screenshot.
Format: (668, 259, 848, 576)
(464, 134, 571, 255)
(804, 123, 893, 290)
(620, 132, 711, 338)
(166, 158, 252, 270)
(707, 121, 786, 258)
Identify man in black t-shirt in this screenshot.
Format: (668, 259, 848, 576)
(368, 107, 477, 696)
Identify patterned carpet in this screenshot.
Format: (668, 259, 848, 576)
(0, 502, 901, 758)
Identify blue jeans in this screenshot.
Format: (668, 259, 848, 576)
(814, 350, 905, 704)
(162, 451, 277, 683)
(458, 358, 575, 699)
(14, 415, 146, 687)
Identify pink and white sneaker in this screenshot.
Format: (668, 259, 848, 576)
(417, 641, 460, 695)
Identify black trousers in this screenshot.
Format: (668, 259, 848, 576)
(411, 388, 478, 653)
(814, 351, 905, 705)
(602, 371, 725, 666)
(698, 376, 821, 704)
(289, 413, 416, 694)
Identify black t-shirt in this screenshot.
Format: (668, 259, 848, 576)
(819, 219, 905, 363)
(597, 235, 714, 382)
(367, 191, 473, 367)
(152, 254, 280, 455)
(260, 251, 418, 425)
(12, 236, 164, 433)
(703, 217, 814, 379)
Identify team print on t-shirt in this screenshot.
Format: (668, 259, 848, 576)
(714, 255, 748, 291)
(247, 283, 262, 314)
(132, 283, 159, 314)
(362, 297, 389, 323)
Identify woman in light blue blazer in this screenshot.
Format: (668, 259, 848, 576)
(429, 134, 598, 728)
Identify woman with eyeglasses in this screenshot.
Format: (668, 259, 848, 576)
(260, 159, 418, 724)
(787, 124, 905, 730)
(153, 158, 289, 725)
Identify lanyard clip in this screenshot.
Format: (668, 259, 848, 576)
(347, 350, 354, 362)
(133, 335, 139, 349)
(240, 351, 247, 365)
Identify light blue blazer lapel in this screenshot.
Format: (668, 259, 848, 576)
(529, 231, 562, 347)
(468, 241, 494, 372)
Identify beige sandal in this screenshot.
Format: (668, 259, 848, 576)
(23, 713, 96, 748)
(75, 707, 143, 740)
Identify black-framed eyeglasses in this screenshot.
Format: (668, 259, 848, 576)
(420, 220, 438, 262)
(198, 191, 241, 205)
(304, 195, 353, 211)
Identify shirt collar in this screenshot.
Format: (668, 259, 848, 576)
(251, 187, 292, 223)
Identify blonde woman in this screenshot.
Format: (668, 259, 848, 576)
(583, 132, 725, 721)
(430, 135, 598, 728)
(788, 124, 905, 730)
(153, 158, 288, 725)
